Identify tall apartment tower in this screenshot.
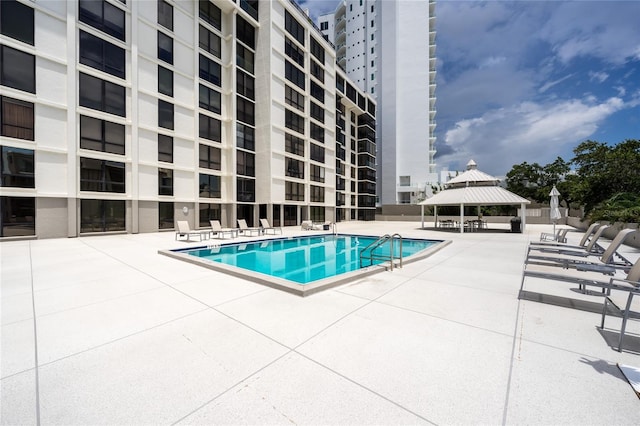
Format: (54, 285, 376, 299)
(319, 0, 437, 205)
(0, 0, 376, 239)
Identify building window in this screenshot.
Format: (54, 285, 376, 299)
(199, 144, 221, 170)
(1, 46, 35, 94)
(236, 43, 254, 74)
(285, 181, 304, 201)
(158, 31, 173, 64)
(310, 122, 324, 143)
(158, 100, 174, 130)
(236, 150, 255, 177)
(285, 133, 304, 157)
(320, 21, 328, 31)
(284, 37, 305, 67)
(199, 25, 221, 58)
(285, 86, 305, 112)
(1, 196, 35, 237)
(158, 66, 173, 97)
(80, 158, 125, 193)
(237, 123, 255, 151)
(310, 37, 325, 64)
(158, 134, 173, 163)
(199, 54, 221, 86)
(310, 102, 324, 123)
(237, 177, 255, 202)
(285, 109, 304, 135)
(79, 72, 126, 117)
(80, 115, 125, 155)
(199, 203, 221, 228)
(310, 81, 324, 103)
(310, 143, 325, 163)
(1, 146, 34, 188)
(284, 10, 305, 46)
(158, 168, 173, 196)
(79, 30, 126, 79)
(236, 16, 255, 49)
(199, 114, 221, 142)
(236, 98, 255, 126)
(79, 0, 125, 41)
(310, 164, 325, 183)
(1, 96, 34, 140)
(159, 201, 174, 229)
(199, 84, 221, 114)
(199, 173, 221, 198)
(236, 70, 255, 100)
(285, 157, 304, 179)
(1, 0, 34, 45)
(80, 199, 125, 233)
(157, 0, 173, 31)
(285, 60, 305, 90)
(310, 185, 325, 203)
(310, 60, 324, 83)
(198, 0, 221, 30)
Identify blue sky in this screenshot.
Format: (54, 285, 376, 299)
(300, 0, 640, 176)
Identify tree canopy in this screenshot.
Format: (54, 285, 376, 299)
(505, 139, 640, 221)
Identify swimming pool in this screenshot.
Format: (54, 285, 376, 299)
(160, 234, 449, 296)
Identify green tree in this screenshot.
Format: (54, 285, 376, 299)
(505, 157, 570, 202)
(570, 139, 640, 213)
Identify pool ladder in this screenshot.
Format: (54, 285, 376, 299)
(359, 233, 403, 271)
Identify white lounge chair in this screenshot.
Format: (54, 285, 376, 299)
(540, 228, 570, 243)
(175, 220, 205, 241)
(237, 219, 261, 236)
(301, 220, 323, 230)
(525, 228, 635, 272)
(530, 222, 600, 249)
(210, 220, 237, 239)
(260, 218, 282, 235)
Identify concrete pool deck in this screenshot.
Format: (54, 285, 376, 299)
(1, 221, 639, 424)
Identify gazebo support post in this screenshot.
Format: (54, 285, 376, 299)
(421, 205, 424, 229)
(434, 206, 438, 228)
(460, 203, 464, 233)
(521, 202, 526, 233)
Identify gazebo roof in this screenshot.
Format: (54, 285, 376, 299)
(420, 160, 530, 206)
(445, 159, 500, 187)
(419, 185, 530, 206)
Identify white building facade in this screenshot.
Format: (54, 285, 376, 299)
(319, 0, 437, 205)
(0, 0, 376, 239)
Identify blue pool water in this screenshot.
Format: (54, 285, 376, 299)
(179, 234, 440, 284)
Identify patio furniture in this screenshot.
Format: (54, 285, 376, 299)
(301, 220, 323, 230)
(528, 225, 610, 258)
(237, 219, 261, 236)
(175, 220, 207, 241)
(209, 220, 238, 239)
(520, 252, 639, 297)
(260, 218, 282, 235)
(525, 228, 635, 272)
(529, 222, 600, 249)
(600, 268, 640, 352)
(540, 228, 570, 243)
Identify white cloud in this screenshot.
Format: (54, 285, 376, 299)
(588, 71, 609, 83)
(440, 96, 628, 175)
(539, 74, 574, 93)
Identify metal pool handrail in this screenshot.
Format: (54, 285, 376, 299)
(359, 233, 403, 271)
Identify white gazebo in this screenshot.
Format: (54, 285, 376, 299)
(419, 160, 531, 233)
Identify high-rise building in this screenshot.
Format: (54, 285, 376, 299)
(0, 0, 376, 239)
(319, 0, 437, 205)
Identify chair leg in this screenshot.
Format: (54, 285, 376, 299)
(618, 293, 635, 352)
(600, 297, 609, 329)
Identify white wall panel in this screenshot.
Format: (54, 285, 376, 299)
(36, 59, 67, 106)
(35, 13, 67, 61)
(36, 152, 68, 196)
(36, 105, 67, 151)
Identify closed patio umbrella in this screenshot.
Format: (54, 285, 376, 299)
(549, 185, 562, 238)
